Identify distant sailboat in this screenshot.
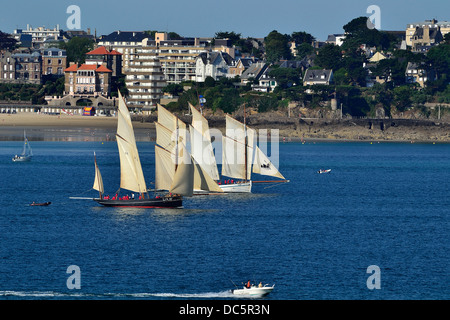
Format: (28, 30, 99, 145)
(221, 114, 288, 192)
(12, 131, 33, 162)
(93, 91, 186, 208)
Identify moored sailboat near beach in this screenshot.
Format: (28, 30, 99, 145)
(12, 131, 33, 162)
(93, 91, 186, 208)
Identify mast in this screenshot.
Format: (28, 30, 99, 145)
(244, 103, 248, 183)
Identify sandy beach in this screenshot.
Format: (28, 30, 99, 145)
(1, 112, 449, 143)
(0, 113, 151, 129)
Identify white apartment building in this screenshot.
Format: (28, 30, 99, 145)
(124, 45, 166, 112)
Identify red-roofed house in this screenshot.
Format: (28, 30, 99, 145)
(85, 46, 122, 77)
(64, 62, 112, 96)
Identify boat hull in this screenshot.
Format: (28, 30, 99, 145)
(12, 156, 31, 162)
(219, 181, 252, 193)
(232, 286, 274, 297)
(94, 196, 183, 208)
(30, 202, 51, 206)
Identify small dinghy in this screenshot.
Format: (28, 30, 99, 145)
(317, 169, 331, 174)
(30, 202, 51, 206)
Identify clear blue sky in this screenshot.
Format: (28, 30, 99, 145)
(1, 0, 449, 41)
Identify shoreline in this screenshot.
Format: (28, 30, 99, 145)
(1, 113, 449, 143)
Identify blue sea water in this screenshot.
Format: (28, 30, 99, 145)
(0, 136, 448, 300)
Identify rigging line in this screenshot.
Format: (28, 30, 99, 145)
(71, 188, 95, 196)
(263, 183, 286, 190)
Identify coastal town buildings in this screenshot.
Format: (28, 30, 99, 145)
(13, 25, 64, 48)
(195, 51, 234, 82)
(97, 31, 148, 74)
(406, 19, 450, 47)
(85, 46, 122, 77)
(405, 62, 436, 88)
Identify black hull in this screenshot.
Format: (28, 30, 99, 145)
(94, 197, 182, 208)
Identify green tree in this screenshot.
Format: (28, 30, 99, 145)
(342, 16, 396, 51)
(314, 44, 343, 70)
(214, 31, 241, 44)
(295, 42, 314, 60)
(427, 43, 450, 80)
(264, 30, 292, 63)
(393, 86, 412, 112)
(59, 37, 95, 64)
(268, 67, 300, 89)
(0, 31, 17, 50)
(163, 83, 184, 96)
(290, 31, 315, 45)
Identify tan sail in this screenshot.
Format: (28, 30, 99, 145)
(221, 115, 255, 181)
(157, 103, 186, 146)
(189, 102, 210, 138)
(192, 157, 223, 193)
(189, 124, 220, 181)
(93, 152, 104, 195)
(116, 91, 147, 194)
(252, 145, 286, 180)
(154, 145, 176, 191)
(169, 142, 194, 197)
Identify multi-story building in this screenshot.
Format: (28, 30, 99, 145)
(85, 46, 122, 77)
(406, 19, 450, 46)
(0, 50, 42, 84)
(64, 63, 112, 96)
(97, 31, 149, 74)
(13, 25, 64, 48)
(124, 43, 166, 112)
(41, 47, 66, 77)
(155, 32, 209, 84)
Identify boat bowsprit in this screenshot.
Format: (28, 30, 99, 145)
(231, 284, 275, 297)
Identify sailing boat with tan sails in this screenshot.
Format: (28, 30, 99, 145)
(156, 104, 223, 195)
(93, 91, 190, 208)
(189, 103, 288, 193)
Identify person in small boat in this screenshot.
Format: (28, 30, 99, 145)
(246, 280, 251, 289)
(258, 282, 263, 288)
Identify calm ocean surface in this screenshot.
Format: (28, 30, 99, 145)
(0, 130, 448, 300)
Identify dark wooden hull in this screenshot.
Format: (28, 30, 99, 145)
(30, 202, 51, 206)
(94, 196, 182, 208)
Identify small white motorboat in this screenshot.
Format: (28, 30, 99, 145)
(231, 284, 275, 297)
(317, 169, 331, 174)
